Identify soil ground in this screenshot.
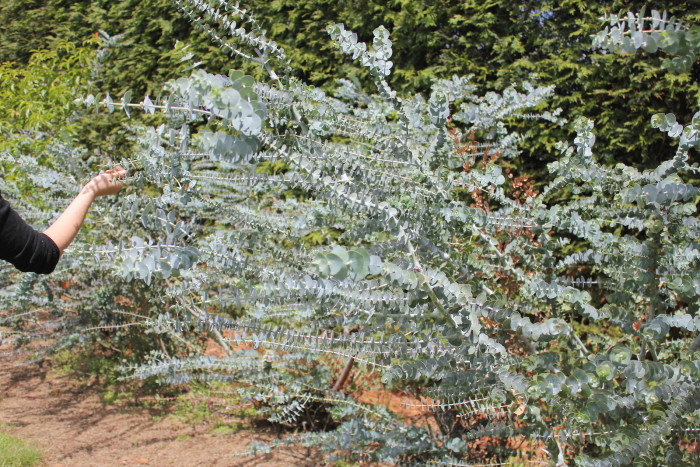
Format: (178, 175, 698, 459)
(0, 351, 322, 467)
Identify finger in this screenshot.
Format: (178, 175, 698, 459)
(112, 167, 127, 178)
(105, 168, 127, 179)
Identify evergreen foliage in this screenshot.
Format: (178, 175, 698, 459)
(1, 1, 697, 169)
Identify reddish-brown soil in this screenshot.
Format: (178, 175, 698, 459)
(0, 352, 321, 466)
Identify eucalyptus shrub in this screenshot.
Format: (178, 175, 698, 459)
(4, 1, 700, 465)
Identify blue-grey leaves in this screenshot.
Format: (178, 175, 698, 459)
(312, 246, 380, 281)
(166, 69, 265, 136)
(593, 10, 699, 73)
(328, 24, 394, 78)
(652, 113, 684, 137)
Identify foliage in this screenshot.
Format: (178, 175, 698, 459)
(593, 8, 700, 74)
(0, 40, 96, 134)
(243, 0, 700, 168)
(0, 0, 238, 157)
(1, 1, 697, 171)
(0, 0, 243, 96)
(2, 1, 700, 466)
(0, 38, 98, 157)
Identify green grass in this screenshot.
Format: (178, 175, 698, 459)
(0, 432, 41, 467)
(209, 421, 244, 435)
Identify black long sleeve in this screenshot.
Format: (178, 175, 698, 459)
(0, 193, 60, 274)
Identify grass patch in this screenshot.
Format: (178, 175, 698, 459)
(210, 420, 245, 435)
(171, 400, 212, 425)
(0, 431, 41, 467)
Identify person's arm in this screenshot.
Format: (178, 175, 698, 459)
(0, 195, 60, 274)
(43, 168, 126, 254)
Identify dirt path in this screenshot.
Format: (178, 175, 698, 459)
(0, 352, 321, 466)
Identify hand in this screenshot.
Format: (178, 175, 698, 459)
(81, 167, 126, 198)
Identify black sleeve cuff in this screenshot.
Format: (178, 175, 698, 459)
(36, 233, 61, 274)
